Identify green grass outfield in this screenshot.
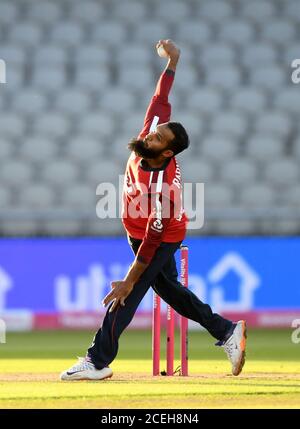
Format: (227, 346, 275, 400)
(0, 329, 299, 409)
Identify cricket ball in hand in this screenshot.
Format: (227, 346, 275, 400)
(157, 45, 168, 58)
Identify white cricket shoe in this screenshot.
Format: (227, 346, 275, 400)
(223, 320, 247, 376)
(60, 357, 113, 381)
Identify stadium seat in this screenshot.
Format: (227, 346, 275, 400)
(200, 134, 238, 161)
(79, 111, 115, 139)
(67, 136, 105, 163)
(188, 87, 224, 114)
(87, 219, 124, 235)
(50, 22, 85, 47)
(217, 219, 256, 235)
(0, 114, 26, 139)
(230, 87, 267, 114)
(293, 138, 300, 158)
(171, 111, 204, 137)
(135, 22, 171, 44)
(32, 66, 67, 91)
(74, 44, 110, 66)
(1, 220, 40, 236)
(238, 184, 276, 207)
(177, 21, 212, 47)
(154, 1, 190, 22)
(61, 184, 96, 208)
(285, 43, 300, 66)
(3, 67, 24, 91)
(211, 111, 248, 139)
(55, 89, 91, 115)
(0, 94, 7, 111)
(92, 21, 128, 46)
(12, 89, 48, 115)
(254, 111, 292, 138)
(18, 184, 56, 208)
(246, 134, 285, 161)
(281, 186, 300, 206)
(33, 45, 67, 65)
(221, 158, 257, 185)
(173, 66, 198, 91)
(219, 20, 255, 46)
(274, 87, 300, 115)
(0, 2, 18, 24)
(9, 22, 43, 46)
(43, 220, 83, 236)
(181, 159, 215, 183)
(284, 0, 300, 22)
(261, 220, 300, 235)
(99, 87, 136, 114)
(111, 1, 147, 22)
(0, 159, 32, 187)
(118, 66, 153, 90)
(200, 43, 236, 66)
(262, 19, 296, 44)
(241, 0, 276, 23)
(116, 45, 153, 66)
(206, 65, 241, 90)
(173, 46, 196, 66)
(204, 183, 234, 207)
(0, 187, 12, 208)
(19, 137, 57, 163)
(75, 66, 111, 91)
(250, 66, 285, 90)
(84, 160, 124, 185)
(197, 0, 233, 22)
(242, 43, 278, 68)
(109, 140, 132, 164)
(41, 160, 79, 186)
(25, 1, 61, 23)
(195, 220, 218, 235)
(264, 158, 299, 186)
(68, 0, 105, 23)
(166, 91, 185, 111)
(0, 138, 14, 160)
(34, 113, 71, 139)
(119, 111, 144, 136)
(0, 45, 26, 66)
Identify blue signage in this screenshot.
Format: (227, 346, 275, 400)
(0, 237, 299, 313)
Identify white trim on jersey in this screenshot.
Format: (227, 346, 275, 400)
(148, 171, 153, 189)
(155, 170, 164, 220)
(150, 115, 159, 132)
(156, 170, 164, 194)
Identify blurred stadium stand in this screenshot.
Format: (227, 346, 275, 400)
(0, 0, 300, 236)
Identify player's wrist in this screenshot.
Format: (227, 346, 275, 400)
(123, 277, 134, 287)
(167, 56, 179, 73)
(169, 49, 180, 62)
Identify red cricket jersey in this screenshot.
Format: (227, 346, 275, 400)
(121, 69, 188, 264)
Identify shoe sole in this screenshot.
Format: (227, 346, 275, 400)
(233, 321, 247, 376)
(60, 371, 113, 381)
(72, 373, 113, 381)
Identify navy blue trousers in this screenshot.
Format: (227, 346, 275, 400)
(87, 236, 232, 369)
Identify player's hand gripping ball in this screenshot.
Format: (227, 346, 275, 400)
(157, 45, 168, 58)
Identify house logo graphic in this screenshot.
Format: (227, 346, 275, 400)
(207, 252, 260, 312)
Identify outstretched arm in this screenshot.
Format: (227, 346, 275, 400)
(138, 39, 181, 140)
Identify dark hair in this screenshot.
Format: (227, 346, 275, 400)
(167, 122, 190, 156)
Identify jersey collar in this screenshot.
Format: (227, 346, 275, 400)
(139, 158, 171, 172)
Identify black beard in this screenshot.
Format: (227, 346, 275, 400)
(128, 138, 164, 159)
